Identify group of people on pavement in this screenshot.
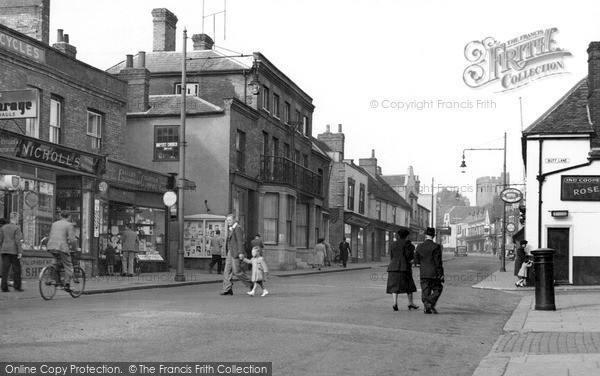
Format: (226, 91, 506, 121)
(386, 227, 445, 314)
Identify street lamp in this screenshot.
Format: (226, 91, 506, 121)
(175, 29, 188, 282)
(459, 132, 508, 272)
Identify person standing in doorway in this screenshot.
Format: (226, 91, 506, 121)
(0, 213, 23, 292)
(339, 237, 351, 268)
(208, 229, 223, 274)
(47, 210, 77, 291)
(220, 214, 253, 295)
(121, 224, 140, 277)
(414, 227, 445, 314)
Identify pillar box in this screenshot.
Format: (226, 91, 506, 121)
(531, 248, 556, 311)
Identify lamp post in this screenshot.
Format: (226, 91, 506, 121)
(175, 28, 188, 282)
(460, 132, 507, 272)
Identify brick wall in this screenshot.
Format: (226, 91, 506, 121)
(0, 0, 49, 44)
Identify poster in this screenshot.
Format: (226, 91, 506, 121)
(183, 219, 225, 258)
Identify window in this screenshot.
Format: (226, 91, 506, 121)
(295, 109, 301, 124)
(236, 130, 246, 172)
(302, 154, 308, 168)
(392, 206, 397, 223)
(302, 115, 309, 136)
(284, 143, 290, 159)
(175, 83, 199, 96)
(273, 93, 280, 118)
(272, 137, 279, 156)
(49, 97, 62, 143)
(87, 110, 102, 149)
(376, 201, 382, 220)
(262, 131, 269, 156)
(154, 125, 179, 161)
(348, 178, 355, 211)
(262, 86, 270, 111)
(284, 101, 291, 124)
(359, 184, 365, 214)
(296, 203, 308, 248)
(263, 193, 279, 243)
(26, 118, 39, 138)
(295, 149, 301, 163)
(286, 196, 294, 245)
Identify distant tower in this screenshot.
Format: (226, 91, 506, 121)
(476, 173, 509, 207)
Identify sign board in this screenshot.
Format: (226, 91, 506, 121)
(163, 191, 177, 206)
(184, 215, 227, 258)
(506, 222, 516, 232)
(500, 188, 523, 203)
(0, 90, 38, 119)
(0, 32, 46, 64)
(545, 158, 570, 164)
(561, 175, 600, 201)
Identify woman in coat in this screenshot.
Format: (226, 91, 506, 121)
(386, 229, 419, 311)
(514, 240, 527, 285)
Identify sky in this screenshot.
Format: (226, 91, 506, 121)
(50, 0, 600, 204)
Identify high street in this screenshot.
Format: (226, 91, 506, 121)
(0, 257, 520, 376)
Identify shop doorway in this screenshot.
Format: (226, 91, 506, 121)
(547, 227, 570, 284)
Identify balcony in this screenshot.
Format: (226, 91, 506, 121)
(260, 156, 323, 197)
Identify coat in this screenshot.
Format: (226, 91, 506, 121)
(414, 239, 444, 279)
(387, 238, 415, 272)
(227, 224, 245, 258)
(121, 229, 140, 252)
(242, 256, 269, 282)
(47, 219, 77, 253)
(514, 246, 527, 276)
(339, 241, 351, 260)
(0, 222, 23, 255)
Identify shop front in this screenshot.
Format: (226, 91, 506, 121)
(344, 212, 370, 263)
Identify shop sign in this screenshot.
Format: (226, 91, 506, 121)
(20, 257, 54, 279)
(105, 161, 168, 193)
(15, 139, 100, 174)
(561, 175, 600, 201)
(0, 90, 38, 119)
(0, 31, 46, 64)
(500, 188, 523, 203)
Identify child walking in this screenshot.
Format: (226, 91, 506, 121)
(242, 246, 269, 296)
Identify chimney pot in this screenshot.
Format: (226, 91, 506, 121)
(138, 51, 146, 68)
(326, 124, 330, 133)
(57, 29, 64, 42)
(126, 54, 134, 68)
(64, 34, 69, 43)
(371, 149, 375, 158)
(338, 124, 343, 133)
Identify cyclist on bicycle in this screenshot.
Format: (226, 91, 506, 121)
(46, 210, 78, 291)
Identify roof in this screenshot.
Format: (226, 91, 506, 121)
(363, 171, 412, 210)
(129, 95, 223, 116)
(446, 206, 484, 224)
(382, 175, 406, 187)
(309, 137, 332, 160)
(523, 77, 594, 136)
(106, 49, 254, 75)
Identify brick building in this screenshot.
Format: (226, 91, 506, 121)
(0, 0, 171, 278)
(106, 8, 330, 270)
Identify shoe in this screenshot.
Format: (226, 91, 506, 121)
(431, 307, 438, 314)
(261, 290, 269, 297)
(129, 274, 135, 277)
(1, 289, 8, 293)
(408, 304, 420, 310)
(247, 290, 255, 296)
(220, 290, 233, 295)
(14, 288, 23, 292)
(424, 309, 432, 314)
(393, 304, 399, 311)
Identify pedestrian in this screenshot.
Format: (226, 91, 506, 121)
(514, 240, 527, 286)
(250, 234, 265, 250)
(0, 213, 23, 292)
(324, 240, 333, 266)
(313, 238, 326, 270)
(208, 229, 223, 274)
(242, 246, 269, 297)
(104, 243, 116, 276)
(414, 227, 445, 314)
(516, 258, 533, 287)
(46, 210, 78, 292)
(386, 229, 419, 311)
(121, 224, 140, 277)
(220, 214, 253, 295)
(339, 237, 351, 268)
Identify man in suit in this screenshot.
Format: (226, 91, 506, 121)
(339, 237, 351, 268)
(220, 214, 253, 295)
(121, 224, 140, 277)
(0, 212, 23, 292)
(46, 210, 78, 291)
(414, 227, 444, 314)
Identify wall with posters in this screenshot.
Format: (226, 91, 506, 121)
(183, 214, 226, 270)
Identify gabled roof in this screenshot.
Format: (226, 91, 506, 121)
(106, 49, 253, 75)
(309, 136, 331, 160)
(360, 169, 412, 210)
(129, 95, 223, 116)
(523, 77, 594, 136)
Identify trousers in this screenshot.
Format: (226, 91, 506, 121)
(420, 278, 443, 309)
(1, 253, 21, 291)
(222, 256, 253, 292)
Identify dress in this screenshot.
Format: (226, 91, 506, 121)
(314, 243, 326, 266)
(386, 238, 417, 294)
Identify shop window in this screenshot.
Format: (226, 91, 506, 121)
(263, 193, 278, 244)
(87, 110, 102, 150)
(154, 125, 179, 161)
(296, 203, 308, 248)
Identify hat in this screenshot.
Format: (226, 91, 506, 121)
(425, 227, 436, 237)
(520, 240, 528, 245)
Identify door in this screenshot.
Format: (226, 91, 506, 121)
(547, 227, 570, 284)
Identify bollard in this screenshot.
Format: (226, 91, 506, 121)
(531, 248, 556, 311)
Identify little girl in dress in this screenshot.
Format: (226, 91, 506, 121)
(242, 246, 269, 296)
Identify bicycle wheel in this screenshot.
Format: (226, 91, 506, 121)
(39, 266, 57, 300)
(69, 266, 86, 298)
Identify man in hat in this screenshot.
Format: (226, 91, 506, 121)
(414, 227, 445, 314)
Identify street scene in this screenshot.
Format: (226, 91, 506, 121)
(3, 0, 600, 375)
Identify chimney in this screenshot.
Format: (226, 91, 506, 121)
(326, 124, 331, 133)
(52, 29, 77, 58)
(588, 42, 600, 148)
(359, 149, 378, 176)
(317, 123, 345, 160)
(192, 33, 214, 50)
(338, 123, 343, 133)
(119, 52, 151, 113)
(0, 0, 50, 44)
(152, 8, 178, 52)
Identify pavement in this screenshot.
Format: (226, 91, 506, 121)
(472, 256, 600, 376)
(3, 253, 600, 376)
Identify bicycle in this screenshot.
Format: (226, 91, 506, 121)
(39, 251, 86, 300)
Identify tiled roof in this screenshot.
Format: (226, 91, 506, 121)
(106, 49, 253, 74)
(524, 77, 594, 135)
(129, 95, 223, 116)
(310, 137, 333, 154)
(381, 175, 406, 187)
(447, 206, 484, 224)
(365, 172, 412, 210)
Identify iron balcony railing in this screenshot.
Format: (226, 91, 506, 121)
(260, 156, 323, 197)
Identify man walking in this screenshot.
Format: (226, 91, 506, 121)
(121, 224, 140, 277)
(208, 229, 223, 274)
(339, 237, 351, 268)
(47, 210, 77, 291)
(414, 227, 444, 314)
(0, 212, 23, 292)
(220, 214, 253, 295)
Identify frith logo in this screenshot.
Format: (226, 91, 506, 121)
(463, 28, 572, 92)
